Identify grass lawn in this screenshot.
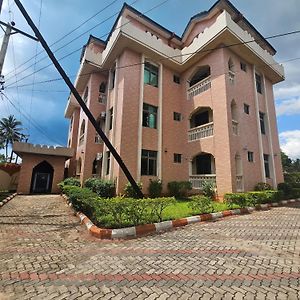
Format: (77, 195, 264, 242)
(162, 199, 240, 221)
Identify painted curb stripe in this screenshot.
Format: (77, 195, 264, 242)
(61, 195, 300, 240)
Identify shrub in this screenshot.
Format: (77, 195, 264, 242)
(284, 172, 300, 187)
(148, 179, 162, 198)
(58, 177, 80, 189)
(277, 182, 293, 199)
(254, 182, 272, 191)
(84, 178, 115, 198)
(167, 181, 192, 198)
(201, 181, 216, 199)
(188, 195, 214, 214)
(148, 197, 176, 222)
(291, 188, 300, 198)
(124, 182, 143, 198)
(224, 190, 282, 208)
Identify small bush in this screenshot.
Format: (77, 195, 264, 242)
(254, 182, 272, 191)
(201, 181, 216, 199)
(124, 182, 143, 198)
(84, 178, 115, 198)
(58, 177, 80, 189)
(277, 182, 293, 199)
(188, 195, 214, 214)
(148, 179, 162, 198)
(224, 193, 248, 208)
(167, 181, 192, 198)
(148, 197, 176, 222)
(291, 188, 300, 198)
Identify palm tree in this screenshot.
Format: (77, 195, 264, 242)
(0, 115, 24, 162)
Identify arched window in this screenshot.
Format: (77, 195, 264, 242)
(83, 87, 89, 103)
(231, 100, 238, 135)
(79, 120, 85, 144)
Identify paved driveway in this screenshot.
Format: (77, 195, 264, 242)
(0, 195, 299, 300)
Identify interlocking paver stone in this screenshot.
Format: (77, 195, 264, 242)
(0, 195, 299, 299)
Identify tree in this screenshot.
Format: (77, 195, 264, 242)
(0, 115, 25, 162)
(281, 151, 300, 173)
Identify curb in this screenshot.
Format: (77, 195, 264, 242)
(0, 193, 18, 208)
(61, 195, 300, 240)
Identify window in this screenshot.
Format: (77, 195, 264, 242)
(174, 153, 182, 163)
(99, 82, 106, 93)
(83, 87, 88, 103)
(173, 75, 180, 84)
(110, 69, 116, 89)
(247, 151, 254, 162)
(106, 151, 110, 175)
(173, 112, 181, 121)
(79, 120, 85, 144)
(228, 58, 234, 72)
(143, 103, 157, 129)
(240, 62, 247, 72)
(144, 62, 158, 87)
(141, 150, 157, 176)
(244, 104, 250, 114)
(255, 73, 263, 94)
(109, 108, 113, 130)
(264, 154, 270, 178)
(259, 112, 266, 134)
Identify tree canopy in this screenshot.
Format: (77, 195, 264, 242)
(281, 151, 300, 173)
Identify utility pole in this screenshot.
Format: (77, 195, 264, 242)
(14, 0, 144, 198)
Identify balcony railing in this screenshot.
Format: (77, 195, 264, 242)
(187, 76, 211, 99)
(232, 120, 238, 135)
(236, 175, 244, 192)
(188, 122, 214, 142)
(95, 134, 103, 144)
(189, 174, 216, 189)
(228, 70, 235, 84)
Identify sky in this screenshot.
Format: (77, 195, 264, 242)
(0, 0, 300, 159)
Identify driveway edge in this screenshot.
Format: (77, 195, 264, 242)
(61, 195, 300, 240)
(0, 193, 18, 208)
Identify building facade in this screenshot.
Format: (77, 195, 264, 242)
(65, 0, 284, 197)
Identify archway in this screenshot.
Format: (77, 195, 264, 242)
(30, 161, 54, 194)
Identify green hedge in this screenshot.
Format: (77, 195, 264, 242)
(188, 195, 215, 214)
(167, 181, 192, 198)
(224, 190, 282, 208)
(84, 178, 115, 198)
(61, 185, 175, 228)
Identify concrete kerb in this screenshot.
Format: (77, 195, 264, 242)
(61, 195, 300, 240)
(0, 193, 18, 208)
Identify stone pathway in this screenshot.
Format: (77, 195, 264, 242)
(0, 195, 299, 299)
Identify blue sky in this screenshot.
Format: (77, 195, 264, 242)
(0, 0, 300, 158)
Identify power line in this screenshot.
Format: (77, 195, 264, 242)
(4, 0, 168, 85)
(5, 28, 300, 90)
(4, 0, 138, 82)
(1, 92, 65, 145)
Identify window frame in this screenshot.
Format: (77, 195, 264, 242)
(240, 61, 247, 72)
(173, 112, 181, 121)
(173, 74, 180, 84)
(109, 107, 113, 130)
(173, 153, 182, 164)
(247, 151, 254, 162)
(255, 73, 263, 94)
(143, 103, 158, 129)
(259, 112, 266, 134)
(144, 62, 159, 87)
(244, 103, 250, 115)
(141, 149, 157, 176)
(264, 154, 270, 178)
(106, 151, 110, 175)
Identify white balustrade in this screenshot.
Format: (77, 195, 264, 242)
(187, 76, 211, 99)
(228, 70, 235, 84)
(95, 134, 103, 144)
(189, 175, 216, 189)
(232, 120, 238, 135)
(188, 122, 214, 141)
(236, 175, 244, 192)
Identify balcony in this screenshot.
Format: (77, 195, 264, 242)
(232, 120, 238, 135)
(188, 122, 214, 142)
(188, 76, 211, 99)
(236, 175, 244, 192)
(189, 175, 216, 189)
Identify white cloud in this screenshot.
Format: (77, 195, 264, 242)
(276, 97, 300, 116)
(274, 84, 300, 100)
(279, 130, 300, 159)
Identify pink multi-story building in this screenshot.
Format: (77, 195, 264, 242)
(65, 0, 284, 197)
